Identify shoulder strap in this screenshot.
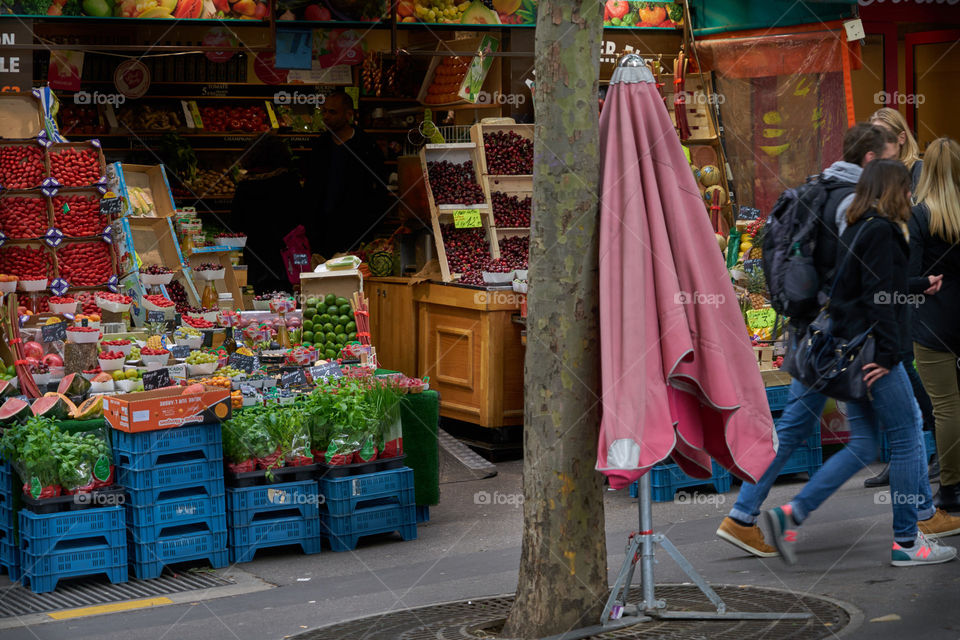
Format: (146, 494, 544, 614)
(826, 218, 873, 301)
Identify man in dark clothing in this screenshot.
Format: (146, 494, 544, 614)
(307, 91, 391, 259)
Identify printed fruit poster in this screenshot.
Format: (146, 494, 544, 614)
(0, 0, 269, 18)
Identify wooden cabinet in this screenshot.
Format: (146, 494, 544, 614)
(367, 277, 419, 376)
(415, 283, 524, 428)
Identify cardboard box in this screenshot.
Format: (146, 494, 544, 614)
(103, 385, 231, 433)
(107, 163, 176, 218)
(300, 268, 363, 300)
(0, 94, 45, 139)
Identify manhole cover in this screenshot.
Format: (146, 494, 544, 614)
(293, 585, 855, 640)
(0, 569, 235, 618)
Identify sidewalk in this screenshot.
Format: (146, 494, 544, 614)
(1, 459, 957, 639)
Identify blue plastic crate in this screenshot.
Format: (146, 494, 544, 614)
(128, 525, 227, 568)
(115, 441, 224, 472)
(0, 541, 20, 582)
(879, 429, 936, 463)
(0, 504, 12, 531)
(131, 549, 228, 581)
(320, 468, 415, 517)
(20, 544, 127, 594)
(19, 506, 124, 545)
(229, 515, 319, 547)
(126, 490, 227, 541)
(772, 416, 823, 478)
(125, 476, 225, 508)
(226, 481, 319, 527)
(766, 385, 791, 413)
(416, 506, 430, 523)
(111, 423, 222, 457)
(230, 534, 320, 564)
(117, 457, 224, 491)
(628, 461, 732, 502)
(320, 503, 417, 552)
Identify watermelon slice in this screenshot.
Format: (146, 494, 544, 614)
(32, 394, 72, 420)
(0, 397, 32, 425)
(0, 379, 17, 399)
(58, 373, 91, 397)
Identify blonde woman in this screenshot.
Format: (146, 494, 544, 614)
(871, 107, 923, 188)
(910, 138, 960, 511)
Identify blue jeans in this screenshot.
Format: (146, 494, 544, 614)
(729, 378, 826, 525)
(803, 363, 934, 543)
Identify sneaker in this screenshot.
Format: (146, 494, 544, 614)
(864, 463, 890, 488)
(891, 532, 958, 567)
(716, 517, 778, 557)
(919, 509, 960, 538)
(764, 505, 799, 565)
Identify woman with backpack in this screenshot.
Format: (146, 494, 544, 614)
(766, 159, 960, 567)
(871, 107, 923, 189)
(910, 138, 960, 512)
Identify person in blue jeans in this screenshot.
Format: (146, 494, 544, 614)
(764, 160, 959, 566)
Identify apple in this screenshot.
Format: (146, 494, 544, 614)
(23, 341, 43, 361)
(43, 353, 64, 368)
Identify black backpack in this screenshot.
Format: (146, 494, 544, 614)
(762, 175, 851, 318)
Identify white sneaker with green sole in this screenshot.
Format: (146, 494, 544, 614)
(891, 532, 958, 567)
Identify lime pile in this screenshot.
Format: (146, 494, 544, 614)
(300, 293, 357, 359)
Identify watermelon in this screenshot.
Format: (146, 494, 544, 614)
(31, 394, 71, 420)
(0, 379, 17, 399)
(58, 373, 91, 398)
(0, 397, 32, 425)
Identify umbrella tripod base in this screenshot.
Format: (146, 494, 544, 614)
(539, 615, 653, 640)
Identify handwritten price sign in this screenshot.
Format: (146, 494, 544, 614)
(453, 209, 482, 229)
(746, 308, 777, 329)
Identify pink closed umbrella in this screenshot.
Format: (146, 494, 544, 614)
(596, 58, 776, 490)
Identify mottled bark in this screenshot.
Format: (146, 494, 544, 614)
(500, 1, 606, 637)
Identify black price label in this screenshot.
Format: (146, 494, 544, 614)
(202, 330, 214, 348)
(280, 368, 308, 387)
(147, 310, 166, 323)
(143, 367, 171, 391)
(742, 259, 762, 274)
(100, 197, 122, 217)
(41, 322, 67, 343)
(170, 345, 191, 359)
(736, 205, 762, 221)
(228, 352, 255, 373)
(310, 362, 342, 382)
(293, 253, 309, 266)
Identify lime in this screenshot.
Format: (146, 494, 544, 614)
(334, 324, 344, 334)
(338, 304, 352, 316)
(136, 369, 143, 378)
(306, 297, 319, 308)
(336, 333, 348, 343)
(312, 314, 323, 325)
(125, 369, 138, 380)
(322, 322, 335, 333)
(324, 349, 337, 359)
(6, 365, 14, 376)
(345, 321, 356, 333)
(304, 307, 317, 319)
(335, 296, 349, 306)
(112, 370, 125, 381)
(338, 314, 351, 326)
(325, 331, 337, 343)
(323, 305, 337, 316)
(323, 294, 336, 306)
(348, 332, 357, 341)
(302, 331, 314, 343)
(302, 320, 314, 333)
(319, 314, 332, 324)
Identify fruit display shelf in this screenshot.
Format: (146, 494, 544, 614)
(470, 123, 534, 177)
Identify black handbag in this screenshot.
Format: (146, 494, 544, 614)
(789, 221, 877, 402)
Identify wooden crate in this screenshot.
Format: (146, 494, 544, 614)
(485, 174, 532, 236)
(469, 123, 534, 176)
(419, 142, 498, 282)
(663, 74, 718, 143)
(0, 94, 45, 140)
(754, 345, 775, 371)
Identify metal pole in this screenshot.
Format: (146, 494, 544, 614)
(638, 472, 656, 611)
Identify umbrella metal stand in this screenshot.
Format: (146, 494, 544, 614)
(542, 474, 811, 640)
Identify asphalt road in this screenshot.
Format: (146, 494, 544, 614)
(2, 459, 960, 640)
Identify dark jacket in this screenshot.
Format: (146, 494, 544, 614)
(230, 168, 304, 293)
(909, 202, 960, 356)
(307, 128, 390, 259)
(830, 211, 913, 369)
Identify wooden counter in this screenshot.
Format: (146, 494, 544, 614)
(414, 283, 524, 428)
(366, 277, 420, 376)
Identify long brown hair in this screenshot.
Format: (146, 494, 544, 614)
(870, 107, 921, 170)
(914, 138, 960, 242)
(846, 159, 912, 225)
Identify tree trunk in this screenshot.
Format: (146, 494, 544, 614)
(501, 1, 605, 638)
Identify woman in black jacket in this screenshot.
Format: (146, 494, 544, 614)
(766, 159, 960, 567)
(910, 137, 960, 510)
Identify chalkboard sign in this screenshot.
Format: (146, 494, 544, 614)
(228, 352, 255, 373)
(310, 362, 342, 381)
(742, 259, 762, 274)
(147, 310, 166, 323)
(737, 205, 762, 221)
(100, 197, 122, 217)
(143, 367, 171, 391)
(170, 345, 191, 359)
(280, 368, 308, 387)
(41, 322, 67, 343)
(202, 330, 214, 348)
(292, 253, 309, 266)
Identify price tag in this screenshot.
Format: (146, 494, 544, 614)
(742, 259, 762, 274)
(143, 367, 171, 391)
(100, 197, 122, 218)
(310, 362, 342, 382)
(229, 352, 256, 373)
(293, 253, 309, 266)
(280, 368, 308, 387)
(453, 209, 482, 228)
(147, 310, 166, 323)
(41, 322, 67, 343)
(240, 384, 255, 395)
(202, 330, 214, 348)
(746, 308, 777, 329)
(167, 363, 187, 383)
(170, 345, 191, 359)
(737, 206, 762, 221)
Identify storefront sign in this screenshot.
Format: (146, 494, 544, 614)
(453, 209, 482, 229)
(0, 22, 33, 93)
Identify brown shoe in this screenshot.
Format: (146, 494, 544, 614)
(919, 508, 960, 539)
(716, 516, 778, 557)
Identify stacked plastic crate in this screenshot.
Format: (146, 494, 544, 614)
(319, 467, 418, 552)
(226, 479, 321, 563)
(0, 456, 18, 581)
(18, 506, 127, 593)
(112, 423, 228, 580)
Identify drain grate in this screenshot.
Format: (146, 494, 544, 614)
(293, 585, 854, 640)
(0, 570, 235, 618)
